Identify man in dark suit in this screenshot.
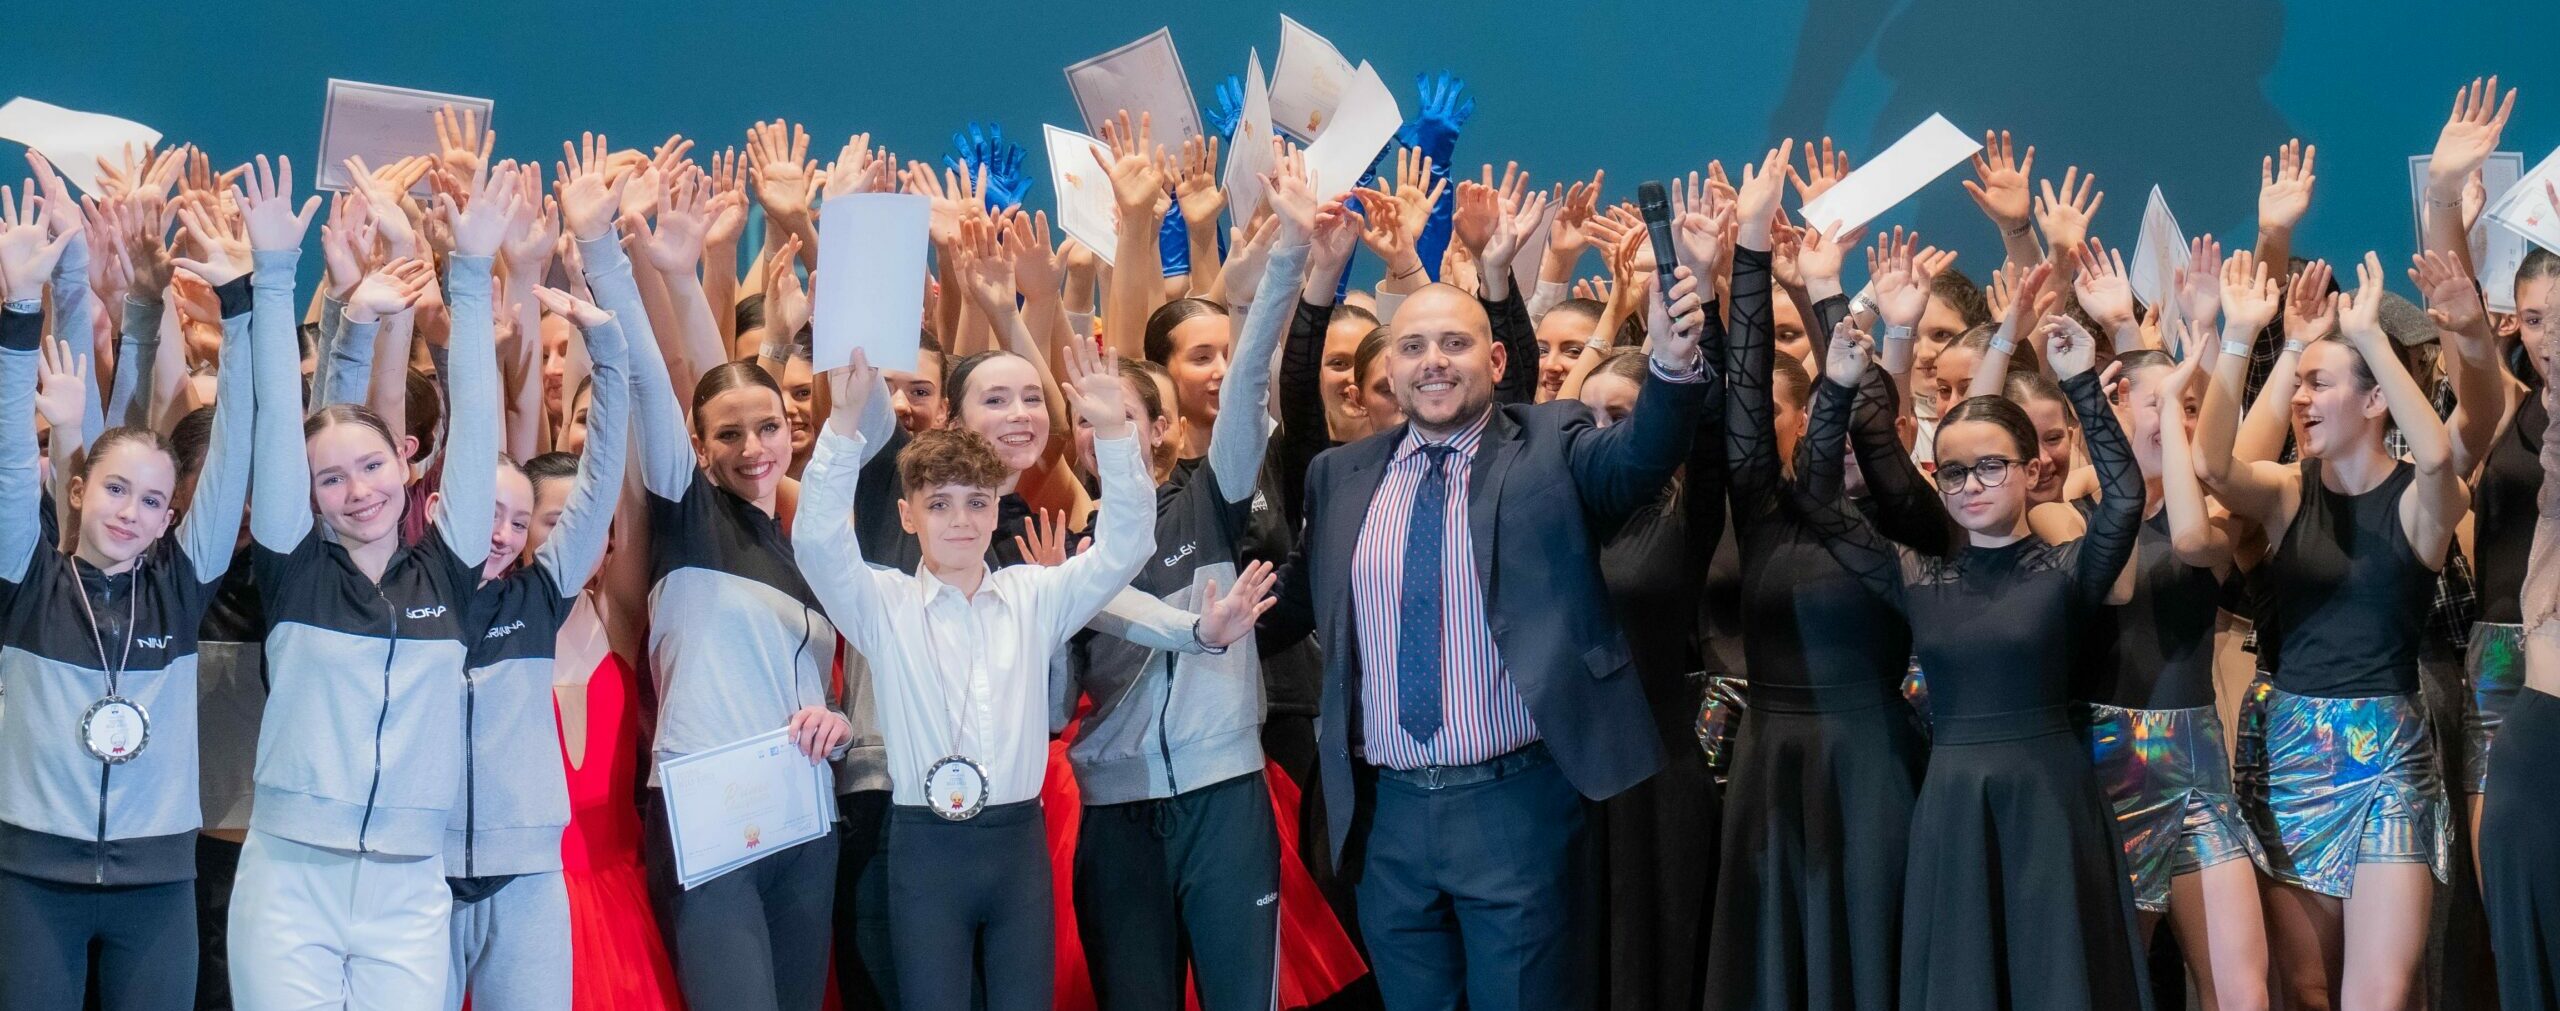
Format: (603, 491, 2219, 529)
(1264, 262, 1713, 1010)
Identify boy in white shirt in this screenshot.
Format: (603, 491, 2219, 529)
(792, 342, 1272, 1011)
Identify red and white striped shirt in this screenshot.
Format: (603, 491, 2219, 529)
(1351, 409, 1541, 769)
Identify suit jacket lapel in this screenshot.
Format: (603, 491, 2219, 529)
(1467, 407, 1521, 597)
(1321, 433, 1399, 630)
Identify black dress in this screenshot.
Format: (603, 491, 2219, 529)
(1701, 250, 1934, 1011)
(1796, 365, 2151, 1010)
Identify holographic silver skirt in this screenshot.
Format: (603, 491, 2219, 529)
(2084, 703, 2265, 913)
(2463, 622, 2527, 793)
(2241, 689, 2451, 898)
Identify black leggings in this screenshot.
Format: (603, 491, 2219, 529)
(1074, 771, 1280, 1011)
(886, 800, 1051, 1011)
(0, 869, 196, 1011)
(643, 789, 838, 1011)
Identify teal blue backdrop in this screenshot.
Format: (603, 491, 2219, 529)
(8, 1, 2558, 291)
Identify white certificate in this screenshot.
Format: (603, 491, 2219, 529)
(814, 193, 932, 374)
(1223, 49, 1275, 231)
(2485, 146, 2560, 291)
(1044, 123, 1121, 267)
(659, 729, 837, 890)
(0, 97, 161, 196)
(1300, 62, 1402, 203)
(2129, 185, 2190, 321)
(1065, 27, 1203, 146)
(2409, 153, 2526, 311)
(1269, 14, 1355, 143)
(1797, 113, 1982, 235)
(316, 79, 492, 193)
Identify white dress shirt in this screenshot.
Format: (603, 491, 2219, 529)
(793, 425, 1156, 808)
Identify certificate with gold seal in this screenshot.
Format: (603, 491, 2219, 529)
(660, 728, 838, 889)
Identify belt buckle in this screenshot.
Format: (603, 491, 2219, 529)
(1421, 764, 1447, 790)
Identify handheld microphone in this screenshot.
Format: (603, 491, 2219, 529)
(1635, 181, 1685, 318)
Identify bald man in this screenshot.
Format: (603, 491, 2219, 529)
(1263, 274, 1715, 1009)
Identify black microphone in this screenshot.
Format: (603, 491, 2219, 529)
(1636, 181, 1685, 319)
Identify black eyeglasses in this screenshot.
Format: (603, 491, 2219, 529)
(1933, 456, 2018, 494)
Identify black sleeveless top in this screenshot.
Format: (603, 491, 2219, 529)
(2472, 395, 2545, 625)
(2263, 458, 2435, 697)
(2095, 510, 2223, 710)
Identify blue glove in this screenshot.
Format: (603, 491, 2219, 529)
(942, 121, 1028, 211)
(1160, 209, 1191, 278)
(1205, 75, 1247, 141)
(1397, 71, 1474, 161)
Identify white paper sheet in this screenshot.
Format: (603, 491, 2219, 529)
(1224, 50, 1276, 232)
(316, 79, 492, 193)
(1301, 62, 1401, 203)
(2409, 153, 2527, 311)
(659, 728, 838, 890)
(1066, 27, 1204, 146)
(2129, 186, 2190, 319)
(1269, 14, 1356, 143)
(1044, 124, 1122, 267)
(1795, 114, 1981, 234)
(813, 193, 931, 374)
(0, 98, 162, 196)
(2485, 146, 2560, 285)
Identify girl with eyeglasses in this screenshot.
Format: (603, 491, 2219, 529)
(2194, 252, 2460, 1009)
(1800, 311, 2149, 1007)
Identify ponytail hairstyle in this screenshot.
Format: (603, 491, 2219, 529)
(689, 360, 785, 433)
(940, 350, 1029, 423)
(79, 426, 177, 483)
(1142, 298, 1231, 366)
(304, 402, 403, 452)
(1936, 394, 2042, 462)
(1119, 358, 1168, 421)
(1770, 353, 1813, 412)
(1352, 326, 1392, 387)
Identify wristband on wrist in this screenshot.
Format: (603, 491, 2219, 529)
(2002, 222, 2033, 237)
(2219, 338, 2252, 359)
(2282, 339, 2307, 355)
(1990, 335, 2016, 355)
(1880, 323, 1915, 342)
(1191, 618, 1229, 656)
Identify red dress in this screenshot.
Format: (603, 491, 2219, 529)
(555, 605, 684, 1011)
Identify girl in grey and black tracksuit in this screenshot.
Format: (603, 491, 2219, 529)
(0, 245, 255, 1009)
(1061, 229, 1306, 1010)
(226, 168, 503, 1011)
(442, 288, 631, 1011)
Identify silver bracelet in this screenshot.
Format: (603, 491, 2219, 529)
(1192, 618, 1229, 656)
(2219, 338, 2251, 359)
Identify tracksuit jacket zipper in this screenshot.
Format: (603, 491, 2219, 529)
(355, 584, 399, 854)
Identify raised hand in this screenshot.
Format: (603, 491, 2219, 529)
(824, 349, 880, 436)
(1869, 228, 1932, 330)
(1196, 560, 1281, 648)
(1171, 135, 1226, 230)
(2408, 249, 2487, 336)
(1308, 196, 1360, 269)
(1400, 71, 1475, 153)
(169, 268, 222, 329)
(1061, 338, 1131, 440)
(1348, 191, 1409, 264)
(341, 156, 420, 256)
(902, 160, 974, 249)
(634, 167, 711, 274)
(233, 155, 323, 255)
(2033, 167, 2102, 253)
(94, 143, 182, 203)
(745, 120, 818, 229)
(1963, 130, 2035, 230)
(1824, 318, 1875, 385)
(1091, 110, 1169, 217)
(445, 160, 528, 259)
(2258, 139, 2317, 235)
(529, 284, 611, 328)
(2220, 249, 2282, 335)
(943, 122, 1029, 210)
(1482, 186, 1550, 280)
(2284, 259, 2338, 345)
(825, 132, 896, 202)
(2039, 314, 2098, 380)
(1667, 171, 1733, 281)
(2429, 76, 2515, 197)
(2071, 239, 2137, 332)
(1736, 141, 1795, 243)
(0, 185, 78, 298)
(951, 216, 1018, 320)
(1795, 221, 1864, 287)
(2338, 252, 2390, 343)
(345, 257, 437, 323)
(433, 103, 494, 185)
(1548, 172, 1604, 267)
(1206, 75, 1248, 141)
(2172, 235, 2224, 329)
(1260, 139, 1319, 239)
(1387, 147, 1445, 243)
(1004, 211, 1061, 307)
(169, 193, 252, 287)
(1788, 137, 1853, 206)
(1451, 161, 1525, 257)
(555, 133, 629, 242)
(761, 235, 811, 340)
(502, 167, 561, 275)
(1012, 508, 1089, 568)
(34, 334, 89, 433)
